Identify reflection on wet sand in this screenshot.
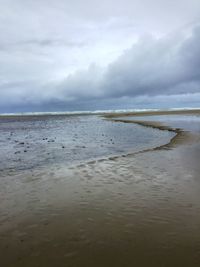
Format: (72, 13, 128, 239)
(106, 118, 196, 150)
(0, 111, 200, 267)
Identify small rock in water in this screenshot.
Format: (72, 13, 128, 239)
(48, 139, 55, 143)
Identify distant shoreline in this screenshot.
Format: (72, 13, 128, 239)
(0, 108, 200, 118)
(103, 108, 200, 118)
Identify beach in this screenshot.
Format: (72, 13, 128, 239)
(0, 110, 200, 266)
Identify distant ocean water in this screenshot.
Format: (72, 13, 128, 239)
(0, 107, 198, 116)
(0, 108, 156, 116)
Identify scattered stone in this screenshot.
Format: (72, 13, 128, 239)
(48, 139, 55, 143)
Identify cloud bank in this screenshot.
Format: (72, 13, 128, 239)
(0, 0, 200, 112)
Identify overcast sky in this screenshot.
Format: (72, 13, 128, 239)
(0, 0, 200, 112)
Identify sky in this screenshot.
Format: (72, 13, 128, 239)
(0, 0, 200, 113)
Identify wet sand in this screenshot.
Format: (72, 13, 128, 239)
(104, 108, 200, 118)
(106, 118, 193, 149)
(0, 110, 200, 266)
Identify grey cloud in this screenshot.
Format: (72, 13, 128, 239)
(103, 27, 200, 98)
(0, 1, 200, 112)
(0, 38, 86, 52)
(56, 24, 200, 102)
(1, 24, 200, 112)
